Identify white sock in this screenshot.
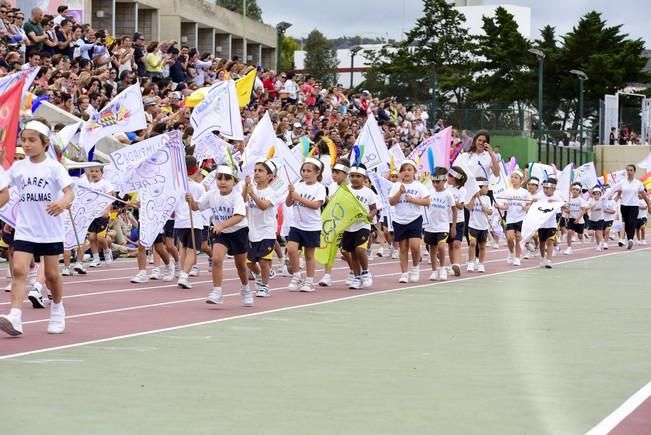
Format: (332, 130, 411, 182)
(293, 272, 301, 279)
(9, 308, 21, 320)
(51, 302, 64, 313)
(305, 277, 314, 284)
(213, 286, 222, 294)
(180, 272, 189, 279)
(241, 284, 250, 292)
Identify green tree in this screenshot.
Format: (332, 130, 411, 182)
(215, 0, 263, 22)
(281, 35, 299, 72)
(364, 0, 475, 109)
(304, 29, 339, 87)
(468, 6, 534, 113)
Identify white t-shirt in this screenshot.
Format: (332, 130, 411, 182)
(568, 196, 588, 223)
(79, 175, 114, 194)
(174, 180, 206, 229)
(197, 188, 248, 234)
(587, 197, 605, 221)
(468, 195, 491, 231)
(447, 185, 466, 223)
(638, 198, 648, 219)
(425, 188, 455, 233)
(603, 199, 617, 222)
(389, 180, 429, 225)
(8, 158, 73, 243)
(503, 187, 531, 224)
(248, 185, 281, 242)
(534, 191, 563, 229)
(346, 186, 377, 233)
(465, 151, 494, 179)
(0, 168, 9, 190)
(290, 181, 326, 231)
(614, 179, 645, 206)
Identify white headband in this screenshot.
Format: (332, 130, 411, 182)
(511, 169, 524, 178)
(448, 168, 463, 180)
(591, 187, 602, 193)
(477, 180, 489, 187)
(400, 159, 417, 171)
(349, 166, 367, 176)
(304, 157, 323, 171)
(528, 179, 540, 185)
(256, 158, 277, 175)
(23, 120, 50, 137)
(333, 163, 350, 173)
(217, 165, 235, 176)
(542, 182, 556, 189)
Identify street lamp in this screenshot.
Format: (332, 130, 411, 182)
(528, 48, 545, 162)
(350, 46, 362, 88)
(570, 69, 588, 164)
(276, 21, 292, 72)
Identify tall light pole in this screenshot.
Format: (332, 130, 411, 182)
(350, 46, 362, 89)
(275, 21, 292, 72)
(570, 69, 588, 165)
(528, 48, 545, 162)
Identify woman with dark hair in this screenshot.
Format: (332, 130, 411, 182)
(465, 130, 500, 179)
(611, 164, 651, 249)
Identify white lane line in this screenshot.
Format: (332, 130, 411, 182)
(585, 381, 651, 435)
(2, 247, 647, 360)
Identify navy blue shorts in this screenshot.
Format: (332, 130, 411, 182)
(175, 228, 203, 248)
(636, 217, 647, 230)
(202, 226, 210, 244)
(154, 232, 164, 244)
(568, 218, 584, 234)
(88, 217, 109, 234)
(588, 219, 605, 231)
(164, 219, 175, 238)
(538, 228, 557, 242)
(212, 227, 248, 256)
(447, 221, 465, 244)
(2, 227, 14, 246)
(506, 221, 523, 233)
(468, 227, 489, 243)
(341, 229, 370, 252)
(287, 227, 321, 248)
(393, 216, 423, 242)
(14, 240, 64, 257)
(247, 238, 276, 262)
(604, 220, 613, 230)
(424, 231, 448, 246)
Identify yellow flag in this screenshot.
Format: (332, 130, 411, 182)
(235, 69, 257, 108)
(315, 184, 369, 268)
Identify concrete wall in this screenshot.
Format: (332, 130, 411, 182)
(137, 7, 158, 41)
(215, 33, 231, 59)
(594, 145, 651, 174)
(115, 2, 136, 38)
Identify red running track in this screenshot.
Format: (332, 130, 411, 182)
(0, 244, 631, 358)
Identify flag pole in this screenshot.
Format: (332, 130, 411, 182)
(67, 208, 83, 250)
(187, 194, 197, 252)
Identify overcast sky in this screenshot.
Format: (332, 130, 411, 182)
(257, 0, 650, 47)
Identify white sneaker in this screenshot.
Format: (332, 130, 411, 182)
(279, 264, 291, 277)
(522, 252, 530, 259)
(28, 287, 47, 309)
(175, 263, 181, 278)
(177, 276, 192, 289)
(147, 252, 154, 264)
(477, 263, 485, 273)
(467, 261, 475, 272)
(256, 285, 271, 298)
(544, 259, 552, 269)
(162, 269, 175, 282)
(288, 276, 302, 292)
(506, 254, 514, 265)
(513, 257, 521, 266)
(130, 271, 148, 284)
(344, 272, 355, 287)
(429, 270, 439, 281)
(300, 281, 315, 292)
(563, 247, 573, 255)
(318, 273, 332, 287)
(89, 257, 102, 268)
(47, 306, 65, 334)
(104, 249, 114, 265)
(603, 242, 609, 250)
(361, 273, 373, 288)
(149, 268, 161, 280)
(367, 250, 373, 261)
(73, 262, 87, 274)
(595, 245, 602, 252)
(409, 266, 420, 282)
(391, 249, 399, 260)
(206, 289, 224, 304)
(451, 264, 461, 277)
(349, 277, 362, 290)
(0, 314, 23, 336)
(399, 272, 409, 283)
(439, 268, 448, 281)
(268, 269, 277, 280)
(642, 240, 647, 245)
(376, 247, 384, 257)
(628, 239, 634, 250)
(189, 265, 200, 277)
(3, 281, 11, 292)
(62, 266, 72, 276)
(241, 288, 254, 307)
(492, 241, 499, 249)
(553, 246, 560, 257)
(539, 257, 546, 268)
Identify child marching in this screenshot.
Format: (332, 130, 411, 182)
(424, 167, 457, 281)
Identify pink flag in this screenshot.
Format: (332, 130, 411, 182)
(415, 126, 452, 173)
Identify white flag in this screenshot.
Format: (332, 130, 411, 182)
(52, 122, 82, 155)
(190, 80, 244, 141)
(388, 144, 406, 168)
(520, 200, 564, 245)
(556, 163, 574, 202)
(0, 187, 20, 227)
(192, 131, 230, 164)
(109, 131, 177, 173)
(63, 184, 116, 250)
(242, 112, 275, 175)
(529, 162, 556, 181)
(0, 67, 39, 97)
(124, 132, 188, 248)
(79, 83, 147, 153)
(367, 170, 393, 210)
(575, 162, 598, 189)
(272, 137, 302, 185)
(354, 116, 390, 170)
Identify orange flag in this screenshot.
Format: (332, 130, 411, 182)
(0, 77, 25, 169)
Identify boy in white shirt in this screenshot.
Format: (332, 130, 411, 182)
(467, 178, 492, 272)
